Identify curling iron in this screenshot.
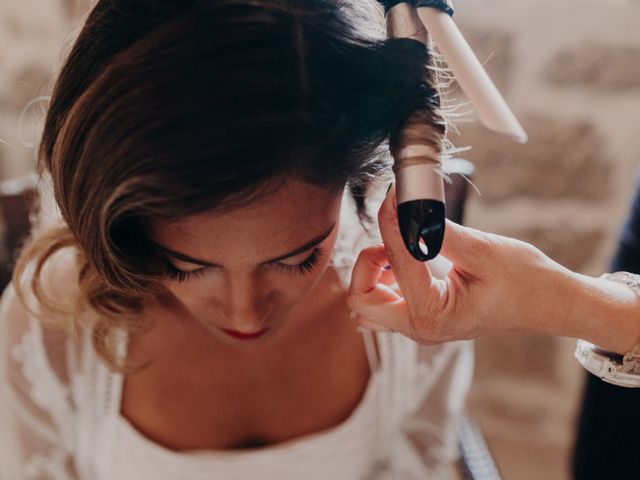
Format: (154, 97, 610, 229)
(379, 0, 527, 261)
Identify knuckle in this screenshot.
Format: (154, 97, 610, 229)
(406, 303, 450, 343)
(357, 245, 380, 265)
(406, 308, 428, 341)
(498, 235, 545, 263)
(519, 240, 544, 260)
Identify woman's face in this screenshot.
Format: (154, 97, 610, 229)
(150, 179, 343, 347)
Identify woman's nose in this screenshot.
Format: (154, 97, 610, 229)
(222, 275, 272, 332)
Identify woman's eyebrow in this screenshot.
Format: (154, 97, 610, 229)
(267, 223, 336, 262)
(157, 222, 336, 267)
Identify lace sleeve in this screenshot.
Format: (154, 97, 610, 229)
(0, 277, 78, 479)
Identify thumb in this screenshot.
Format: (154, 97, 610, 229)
(377, 184, 434, 305)
(440, 219, 492, 273)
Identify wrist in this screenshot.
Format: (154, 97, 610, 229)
(566, 271, 640, 354)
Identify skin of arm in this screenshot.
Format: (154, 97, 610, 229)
(564, 271, 640, 354)
(348, 185, 640, 355)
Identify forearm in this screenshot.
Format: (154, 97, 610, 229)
(563, 271, 640, 354)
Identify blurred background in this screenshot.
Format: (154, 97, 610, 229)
(0, 0, 639, 478)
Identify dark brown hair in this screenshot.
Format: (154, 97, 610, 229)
(15, 0, 445, 368)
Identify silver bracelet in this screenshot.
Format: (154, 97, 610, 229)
(574, 271, 640, 388)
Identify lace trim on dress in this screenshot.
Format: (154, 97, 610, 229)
(11, 319, 73, 432)
(10, 317, 75, 479)
(22, 450, 69, 480)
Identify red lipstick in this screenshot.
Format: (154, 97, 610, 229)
(220, 328, 268, 340)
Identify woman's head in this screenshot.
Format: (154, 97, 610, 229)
(151, 178, 342, 346)
(19, 0, 444, 363)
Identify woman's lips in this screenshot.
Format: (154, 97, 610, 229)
(220, 328, 269, 340)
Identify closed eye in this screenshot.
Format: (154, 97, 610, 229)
(164, 261, 212, 283)
(164, 247, 324, 283)
(271, 247, 323, 276)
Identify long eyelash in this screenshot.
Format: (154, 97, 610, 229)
(274, 248, 323, 276)
(164, 248, 324, 283)
(164, 261, 209, 283)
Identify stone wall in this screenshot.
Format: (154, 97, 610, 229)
(0, 0, 85, 179)
(454, 1, 640, 478)
(1, 0, 639, 479)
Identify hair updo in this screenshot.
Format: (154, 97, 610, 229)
(14, 0, 444, 367)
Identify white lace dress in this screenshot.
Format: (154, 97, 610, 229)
(0, 185, 474, 480)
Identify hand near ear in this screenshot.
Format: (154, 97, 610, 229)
(348, 185, 581, 345)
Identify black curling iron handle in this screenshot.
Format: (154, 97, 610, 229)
(397, 199, 445, 261)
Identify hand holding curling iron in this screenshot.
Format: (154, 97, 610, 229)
(348, 185, 640, 355)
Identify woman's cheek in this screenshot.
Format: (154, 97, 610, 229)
(163, 277, 221, 310)
(287, 260, 333, 299)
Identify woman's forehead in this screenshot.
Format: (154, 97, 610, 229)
(150, 180, 342, 263)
